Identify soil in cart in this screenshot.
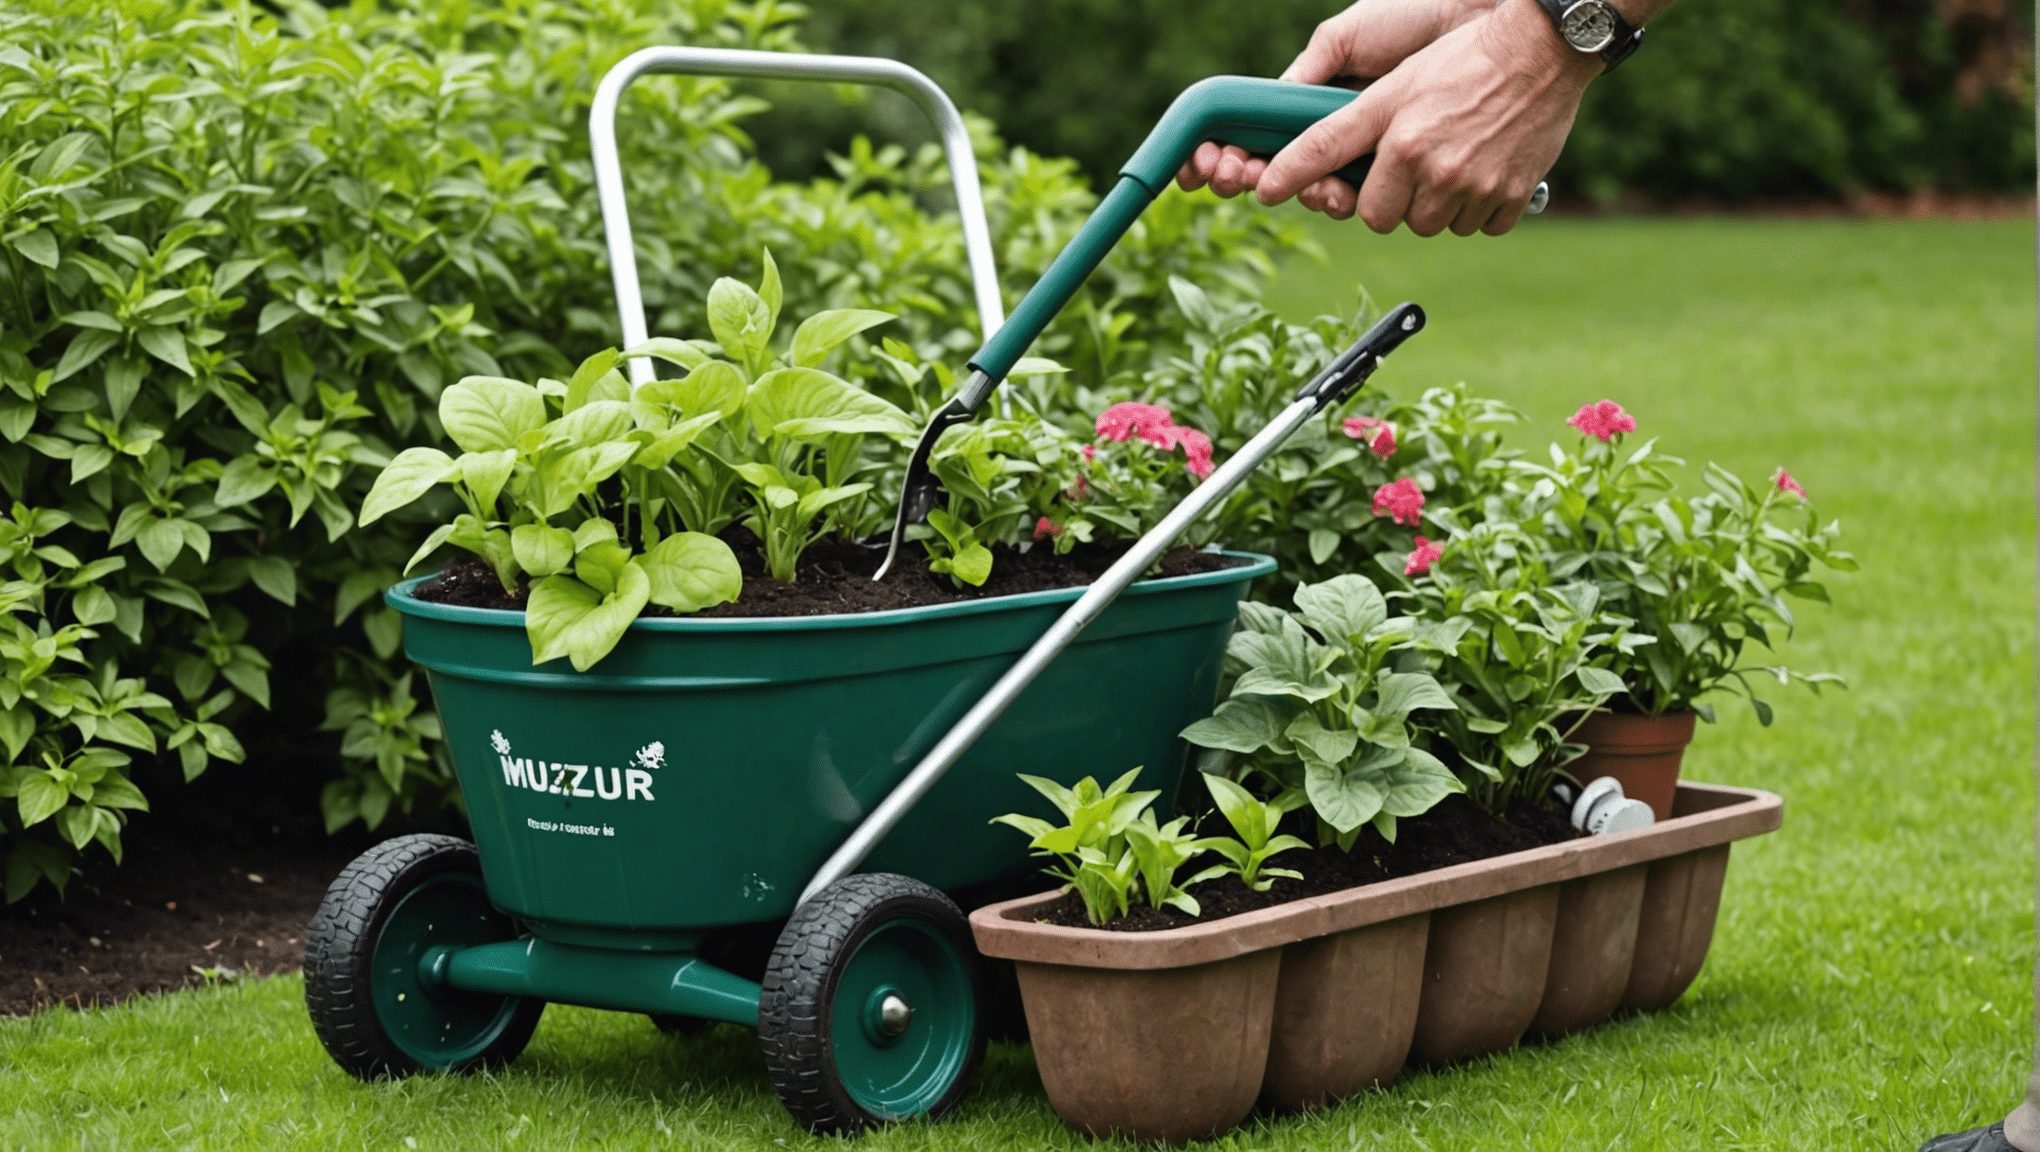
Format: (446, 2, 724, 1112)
(1035, 793, 1580, 932)
(412, 531, 1242, 618)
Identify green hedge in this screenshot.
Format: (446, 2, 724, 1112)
(783, 0, 2034, 201)
(0, 0, 1316, 899)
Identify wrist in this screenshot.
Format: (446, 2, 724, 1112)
(1481, 0, 1604, 90)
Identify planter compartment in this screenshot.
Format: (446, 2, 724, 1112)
(1533, 864, 1647, 1037)
(971, 782, 1780, 1139)
(1409, 885, 1560, 1064)
(1014, 951, 1281, 1141)
(1261, 913, 1429, 1110)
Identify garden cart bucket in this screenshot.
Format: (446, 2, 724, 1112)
(305, 49, 1430, 1136)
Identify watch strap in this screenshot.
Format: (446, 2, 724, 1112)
(1532, 0, 1646, 74)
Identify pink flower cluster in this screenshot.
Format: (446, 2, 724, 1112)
(1773, 468, 1807, 499)
(1404, 535, 1442, 577)
(1095, 401, 1215, 479)
(1341, 416, 1397, 458)
(1371, 477, 1424, 527)
(1567, 400, 1636, 442)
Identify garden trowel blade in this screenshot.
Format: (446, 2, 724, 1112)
(873, 397, 973, 581)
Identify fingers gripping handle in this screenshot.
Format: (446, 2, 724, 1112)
(967, 77, 1363, 384)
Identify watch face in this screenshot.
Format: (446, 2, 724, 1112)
(1560, 0, 1617, 53)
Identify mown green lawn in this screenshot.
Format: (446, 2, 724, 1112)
(2, 215, 2033, 1151)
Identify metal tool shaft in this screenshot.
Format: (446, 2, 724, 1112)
(800, 392, 1322, 905)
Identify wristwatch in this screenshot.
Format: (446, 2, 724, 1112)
(1532, 0, 1645, 74)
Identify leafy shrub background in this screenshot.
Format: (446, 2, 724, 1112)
(0, 0, 1322, 899)
(780, 0, 2034, 201)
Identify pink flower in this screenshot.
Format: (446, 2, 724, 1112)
(1034, 517, 1063, 540)
(1774, 468, 1807, 499)
(1165, 426, 1216, 480)
(1095, 402, 1174, 444)
(1342, 416, 1396, 458)
(1080, 444, 1096, 464)
(1371, 478, 1425, 526)
(1404, 535, 1443, 577)
(1566, 400, 1637, 442)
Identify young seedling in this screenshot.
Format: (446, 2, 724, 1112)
(1187, 774, 1310, 892)
(992, 769, 1214, 925)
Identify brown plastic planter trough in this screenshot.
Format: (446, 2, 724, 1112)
(970, 782, 1781, 1142)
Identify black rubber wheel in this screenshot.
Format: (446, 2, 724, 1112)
(758, 873, 986, 1135)
(304, 833, 543, 1079)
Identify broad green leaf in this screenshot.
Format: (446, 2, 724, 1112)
(0, 706, 32, 760)
(1305, 759, 1383, 833)
(572, 519, 618, 551)
(8, 228, 57, 269)
(631, 412, 720, 468)
(1373, 672, 1458, 717)
(758, 248, 782, 337)
(706, 276, 771, 366)
(1202, 774, 1267, 847)
(621, 337, 714, 372)
(1180, 696, 1292, 754)
(17, 772, 68, 827)
(1575, 666, 1627, 697)
(563, 349, 622, 411)
(791, 309, 894, 368)
(573, 540, 633, 596)
(1009, 357, 1069, 377)
(404, 522, 456, 574)
(747, 367, 916, 440)
(458, 448, 517, 511)
(795, 483, 871, 521)
(941, 542, 993, 586)
(440, 376, 545, 454)
(1293, 574, 1388, 647)
(1377, 748, 1465, 816)
(1286, 714, 1359, 767)
(546, 400, 632, 450)
(638, 532, 742, 612)
(214, 455, 276, 508)
(360, 447, 455, 524)
(136, 517, 186, 570)
(511, 524, 575, 576)
(248, 556, 296, 605)
(670, 361, 747, 420)
(136, 326, 193, 376)
(71, 585, 116, 627)
(527, 566, 650, 672)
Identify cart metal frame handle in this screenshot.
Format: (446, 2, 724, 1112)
(590, 47, 1006, 387)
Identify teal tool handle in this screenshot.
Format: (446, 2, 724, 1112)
(968, 76, 1363, 384)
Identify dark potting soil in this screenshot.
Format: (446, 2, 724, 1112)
(1035, 793, 1581, 933)
(412, 530, 1240, 618)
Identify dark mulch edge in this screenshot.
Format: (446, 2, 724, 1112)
(1035, 793, 1580, 932)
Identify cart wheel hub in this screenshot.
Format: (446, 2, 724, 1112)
(863, 986, 914, 1042)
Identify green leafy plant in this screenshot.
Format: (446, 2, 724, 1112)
(992, 769, 1211, 924)
(1185, 773, 1308, 893)
(1389, 519, 1644, 812)
(1521, 402, 1852, 722)
(1182, 574, 1464, 849)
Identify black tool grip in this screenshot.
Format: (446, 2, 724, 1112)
(1295, 302, 1425, 411)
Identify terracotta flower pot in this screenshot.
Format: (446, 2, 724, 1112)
(1569, 710, 1699, 822)
(969, 784, 1782, 1139)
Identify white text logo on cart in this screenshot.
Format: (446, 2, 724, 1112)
(490, 731, 662, 802)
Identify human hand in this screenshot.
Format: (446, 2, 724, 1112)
(1175, 0, 1489, 205)
(1254, 0, 1599, 235)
